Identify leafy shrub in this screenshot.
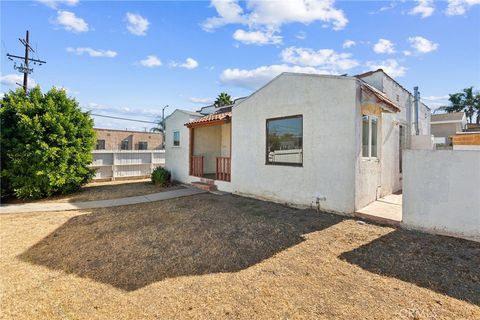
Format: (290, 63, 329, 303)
(0, 87, 96, 199)
(151, 167, 171, 186)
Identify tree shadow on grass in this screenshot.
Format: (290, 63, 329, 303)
(19, 194, 343, 291)
(339, 229, 480, 305)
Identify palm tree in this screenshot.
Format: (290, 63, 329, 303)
(440, 87, 480, 123)
(214, 92, 233, 107)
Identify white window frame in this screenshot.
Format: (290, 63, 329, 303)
(362, 114, 378, 159)
(173, 130, 180, 147)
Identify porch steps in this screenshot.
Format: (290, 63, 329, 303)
(191, 181, 217, 192)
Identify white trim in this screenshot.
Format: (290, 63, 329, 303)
(431, 120, 463, 124)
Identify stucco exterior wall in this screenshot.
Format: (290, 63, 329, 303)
(94, 129, 163, 150)
(165, 110, 201, 182)
(221, 123, 231, 157)
(194, 126, 222, 174)
(231, 74, 358, 214)
(359, 71, 431, 200)
(402, 150, 480, 241)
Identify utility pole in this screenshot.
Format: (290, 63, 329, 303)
(414, 86, 420, 135)
(161, 105, 169, 149)
(6, 30, 46, 92)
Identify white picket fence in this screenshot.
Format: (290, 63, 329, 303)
(89, 150, 165, 180)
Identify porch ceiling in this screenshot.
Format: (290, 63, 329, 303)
(185, 111, 232, 128)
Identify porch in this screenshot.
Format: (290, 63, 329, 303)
(186, 111, 231, 182)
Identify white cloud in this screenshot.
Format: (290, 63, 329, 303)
(233, 29, 282, 45)
(170, 58, 199, 69)
(139, 55, 162, 68)
(66, 47, 117, 58)
(126, 12, 150, 36)
(281, 47, 359, 71)
(369, 1, 397, 15)
(37, 0, 78, 9)
(342, 40, 356, 48)
(181, 58, 199, 69)
(203, 0, 348, 33)
(403, 50, 412, 56)
(408, 36, 439, 53)
(55, 10, 89, 32)
(373, 39, 396, 54)
(446, 0, 480, 15)
(421, 95, 450, 109)
(203, 0, 246, 30)
(365, 59, 407, 78)
(296, 31, 307, 40)
(189, 97, 214, 104)
(409, 0, 435, 18)
(220, 64, 337, 90)
(0, 73, 36, 87)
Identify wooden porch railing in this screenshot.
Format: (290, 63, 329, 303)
(216, 157, 231, 182)
(190, 155, 204, 177)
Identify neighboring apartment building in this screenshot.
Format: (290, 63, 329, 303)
(94, 128, 163, 150)
(430, 112, 467, 145)
(165, 69, 431, 215)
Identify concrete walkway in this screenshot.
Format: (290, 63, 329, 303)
(355, 193, 402, 225)
(0, 187, 206, 215)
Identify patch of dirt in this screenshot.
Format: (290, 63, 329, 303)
(2, 179, 182, 204)
(1, 194, 478, 319)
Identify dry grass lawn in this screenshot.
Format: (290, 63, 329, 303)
(1, 194, 478, 319)
(3, 179, 181, 204)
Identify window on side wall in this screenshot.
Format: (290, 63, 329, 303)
(121, 139, 129, 150)
(96, 139, 105, 150)
(173, 130, 180, 147)
(138, 141, 148, 150)
(362, 114, 378, 159)
(266, 115, 303, 166)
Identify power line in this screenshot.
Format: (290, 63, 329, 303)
(89, 113, 158, 124)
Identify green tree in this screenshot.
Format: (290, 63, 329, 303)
(214, 92, 233, 107)
(1, 87, 96, 199)
(441, 87, 480, 124)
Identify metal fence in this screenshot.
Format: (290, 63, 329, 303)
(89, 150, 165, 180)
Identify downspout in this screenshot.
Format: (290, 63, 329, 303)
(414, 86, 420, 135)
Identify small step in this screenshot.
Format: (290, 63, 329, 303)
(199, 177, 216, 185)
(191, 181, 217, 192)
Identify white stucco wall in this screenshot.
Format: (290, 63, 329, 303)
(402, 150, 480, 241)
(231, 73, 358, 214)
(165, 110, 201, 182)
(359, 71, 431, 201)
(194, 125, 222, 174)
(220, 123, 231, 157)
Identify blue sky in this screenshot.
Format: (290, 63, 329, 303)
(1, 0, 479, 130)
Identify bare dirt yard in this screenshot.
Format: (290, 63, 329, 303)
(2, 179, 181, 204)
(1, 194, 478, 319)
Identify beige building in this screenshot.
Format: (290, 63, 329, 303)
(431, 112, 467, 145)
(94, 128, 163, 150)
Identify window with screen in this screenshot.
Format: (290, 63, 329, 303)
(266, 115, 303, 166)
(96, 139, 105, 150)
(138, 141, 148, 150)
(173, 131, 180, 146)
(121, 139, 129, 150)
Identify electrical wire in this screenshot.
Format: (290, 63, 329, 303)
(89, 113, 159, 124)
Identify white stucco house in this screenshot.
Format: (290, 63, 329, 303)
(165, 69, 431, 215)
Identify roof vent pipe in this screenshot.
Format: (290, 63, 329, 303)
(414, 86, 420, 135)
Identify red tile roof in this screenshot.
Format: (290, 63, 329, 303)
(185, 111, 232, 127)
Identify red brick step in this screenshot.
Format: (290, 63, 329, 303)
(191, 181, 217, 192)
